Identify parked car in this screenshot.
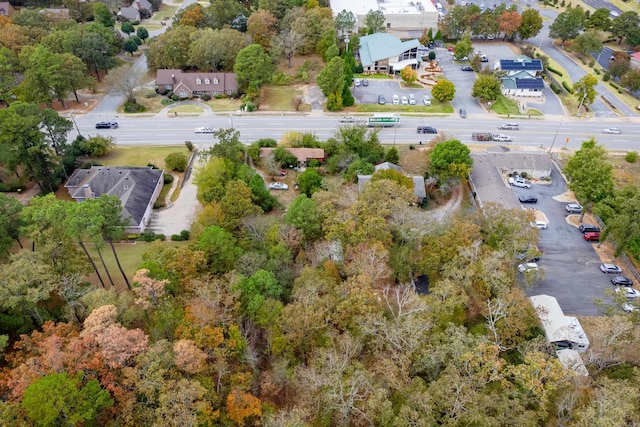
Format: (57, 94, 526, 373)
(401, 95, 408, 105)
(408, 94, 416, 105)
(362, 79, 369, 86)
(392, 94, 400, 105)
(622, 302, 636, 312)
(194, 126, 214, 133)
(378, 94, 386, 105)
(340, 116, 359, 123)
(611, 276, 633, 286)
(583, 231, 600, 241)
(417, 126, 438, 134)
(518, 262, 539, 273)
(533, 221, 547, 229)
(461, 65, 473, 71)
(600, 263, 623, 274)
(459, 108, 467, 118)
(615, 287, 640, 298)
(519, 195, 538, 204)
(269, 182, 289, 190)
(423, 95, 432, 106)
(508, 176, 532, 188)
(354, 78, 361, 86)
(96, 121, 118, 129)
(578, 224, 601, 233)
(498, 123, 519, 130)
(565, 203, 583, 213)
(602, 128, 621, 134)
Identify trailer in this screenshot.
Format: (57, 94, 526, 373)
(472, 132, 493, 141)
(367, 114, 400, 127)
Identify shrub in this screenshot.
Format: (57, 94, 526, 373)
(185, 141, 194, 151)
(625, 151, 638, 163)
(241, 101, 256, 112)
(562, 81, 572, 93)
(157, 88, 169, 96)
(163, 174, 174, 184)
(139, 231, 164, 242)
(124, 98, 146, 113)
(164, 152, 187, 172)
(170, 94, 179, 101)
(609, 82, 619, 90)
(409, 144, 415, 150)
(307, 159, 321, 167)
(603, 72, 611, 81)
(201, 93, 211, 101)
(355, 63, 364, 73)
(214, 94, 227, 99)
(520, 171, 528, 178)
(594, 68, 601, 75)
(271, 71, 292, 86)
(147, 163, 158, 169)
(180, 230, 190, 240)
(171, 234, 184, 241)
(547, 66, 563, 76)
(589, 60, 595, 68)
(125, 233, 140, 241)
(550, 82, 561, 94)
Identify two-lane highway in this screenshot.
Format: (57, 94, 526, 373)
(71, 114, 640, 152)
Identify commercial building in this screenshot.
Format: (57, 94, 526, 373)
(330, 0, 438, 33)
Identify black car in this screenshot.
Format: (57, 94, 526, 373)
(95, 121, 118, 129)
(519, 195, 538, 204)
(611, 276, 633, 286)
(578, 224, 601, 233)
(461, 65, 473, 71)
(378, 94, 386, 105)
(417, 126, 437, 134)
(459, 108, 467, 118)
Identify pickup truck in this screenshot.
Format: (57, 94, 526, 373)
(508, 176, 532, 189)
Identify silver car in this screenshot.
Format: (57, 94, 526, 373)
(565, 203, 583, 213)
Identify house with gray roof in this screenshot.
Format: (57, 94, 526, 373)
(119, 0, 152, 21)
(357, 162, 427, 203)
(65, 166, 164, 234)
(358, 33, 421, 74)
(156, 69, 238, 98)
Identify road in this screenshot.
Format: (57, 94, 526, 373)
(72, 114, 640, 152)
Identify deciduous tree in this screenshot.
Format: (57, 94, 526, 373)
(429, 139, 473, 184)
(498, 10, 522, 41)
(518, 8, 543, 40)
(431, 79, 456, 102)
(573, 74, 598, 107)
(247, 9, 278, 50)
(549, 6, 586, 43)
(234, 43, 274, 95)
(472, 74, 502, 103)
(564, 138, 613, 213)
(364, 9, 385, 34)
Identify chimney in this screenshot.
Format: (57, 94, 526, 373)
(171, 74, 175, 82)
(82, 184, 94, 200)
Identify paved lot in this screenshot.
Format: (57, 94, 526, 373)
(471, 149, 611, 315)
(351, 78, 431, 106)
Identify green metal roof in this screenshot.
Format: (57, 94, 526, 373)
(359, 33, 420, 67)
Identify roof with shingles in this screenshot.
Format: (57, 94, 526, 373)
(259, 148, 325, 162)
(156, 69, 238, 94)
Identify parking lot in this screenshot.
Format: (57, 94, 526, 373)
(351, 79, 431, 106)
(471, 150, 616, 316)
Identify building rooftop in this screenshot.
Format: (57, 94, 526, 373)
(330, 0, 436, 16)
(359, 33, 420, 67)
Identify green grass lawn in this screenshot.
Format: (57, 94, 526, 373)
(353, 100, 454, 114)
(168, 104, 204, 116)
(152, 4, 178, 20)
(260, 86, 305, 111)
(85, 241, 188, 290)
(94, 145, 191, 169)
(490, 96, 520, 115)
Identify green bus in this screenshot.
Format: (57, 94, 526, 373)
(366, 114, 400, 127)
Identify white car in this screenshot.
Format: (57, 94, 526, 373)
(269, 182, 289, 190)
(508, 176, 532, 189)
(600, 263, 622, 274)
(565, 203, 583, 213)
(610, 10, 620, 18)
(408, 94, 416, 105)
(532, 221, 547, 229)
(602, 128, 621, 134)
(518, 262, 539, 273)
(423, 95, 432, 106)
(340, 116, 359, 123)
(498, 123, 519, 130)
(354, 78, 361, 86)
(492, 134, 512, 142)
(401, 95, 408, 105)
(622, 302, 635, 313)
(195, 126, 214, 133)
(616, 287, 640, 298)
(392, 94, 400, 105)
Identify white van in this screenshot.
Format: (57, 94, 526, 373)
(436, 2, 443, 10)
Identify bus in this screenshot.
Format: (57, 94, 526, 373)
(366, 114, 400, 128)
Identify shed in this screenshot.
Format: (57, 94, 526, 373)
(530, 294, 590, 353)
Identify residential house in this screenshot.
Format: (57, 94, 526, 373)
(119, 0, 153, 22)
(630, 52, 640, 70)
(259, 148, 325, 165)
(156, 69, 238, 98)
(330, 0, 437, 33)
(358, 33, 421, 74)
(0, 2, 14, 17)
(496, 56, 545, 98)
(357, 162, 427, 203)
(65, 166, 164, 234)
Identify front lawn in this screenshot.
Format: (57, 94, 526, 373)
(353, 100, 453, 114)
(490, 96, 520, 115)
(260, 86, 308, 111)
(93, 145, 191, 169)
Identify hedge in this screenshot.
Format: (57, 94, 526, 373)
(609, 82, 619, 90)
(550, 82, 561, 94)
(562, 81, 573, 93)
(547, 66, 563, 77)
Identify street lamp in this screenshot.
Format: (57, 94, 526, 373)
(548, 120, 563, 154)
(67, 111, 82, 137)
(229, 113, 234, 129)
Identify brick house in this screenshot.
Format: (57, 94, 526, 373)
(156, 69, 238, 98)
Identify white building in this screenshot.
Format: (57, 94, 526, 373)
(530, 295, 590, 353)
(330, 0, 438, 33)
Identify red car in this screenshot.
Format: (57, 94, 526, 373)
(583, 232, 600, 241)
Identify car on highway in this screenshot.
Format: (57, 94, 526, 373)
(611, 276, 633, 286)
(615, 287, 640, 298)
(610, 10, 620, 18)
(378, 94, 386, 105)
(417, 126, 438, 134)
(579, 224, 600, 233)
(519, 195, 538, 204)
(498, 123, 519, 130)
(492, 134, 512, 142)
(602, 128, 621, 134)
(600, 263, 622, 274)
(194, 126, 214, 133)
(532, 221, 547, 229)
(340, 116, 360, 123)
(423, 95, 431, 105)
(459, 108, 467, 118)
(461, 65, 473, 71)
(565, 203, 583, 213)
(401, 95, 408, 105)
(583, 231, 600, 241)
(95, 121, 118, 129)
(393, 94, 400, 105)
(518, 262, 539, 273)
(269, 182, 289, 190)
